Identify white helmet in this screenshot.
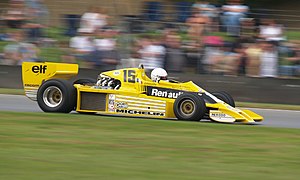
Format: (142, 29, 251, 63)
(151, 68, 168, 82)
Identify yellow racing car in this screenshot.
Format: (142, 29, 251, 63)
(22, 62, 263, 124)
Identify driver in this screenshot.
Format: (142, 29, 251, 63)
(151, 68, 168, 82)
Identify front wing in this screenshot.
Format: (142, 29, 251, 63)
(207, 103, 263, 123)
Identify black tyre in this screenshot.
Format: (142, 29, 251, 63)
(212, 91, 235, 107)
(37, 79, 77, 113)
(73, 78, 96, 85)
(173, 93, 207, 121)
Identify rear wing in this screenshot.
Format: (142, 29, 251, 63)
(22, 62, 78, 100)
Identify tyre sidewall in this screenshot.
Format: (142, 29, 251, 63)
(174, 93, 206, 121)
(37, 79, 76, 113)
(212, 91, 235, 107)
(220, 91, 235, 107)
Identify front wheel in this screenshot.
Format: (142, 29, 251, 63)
(37, 79, 76, 113)
(173, 93, 207, 121)
(212, 91, 235, 107)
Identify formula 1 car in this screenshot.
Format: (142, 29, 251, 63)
(22, 62, 263, 124)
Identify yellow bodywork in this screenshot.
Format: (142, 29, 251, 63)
(22, 62, 78, 100)
(22, 62, 263, 124)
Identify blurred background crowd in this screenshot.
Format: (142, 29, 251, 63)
(0, 0, 300, 78)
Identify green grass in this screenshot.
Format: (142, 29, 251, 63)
(0, 88, 24, 95)
(0, 41, 10, 48)
(236, 102, 300, 111)
(0, 111, 299, 179)
(286, 31, 300, 40)
(39, 47, 64, 62)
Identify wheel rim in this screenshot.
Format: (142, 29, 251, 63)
(180, 99, 195, 116)
(43, 86, 63, 108)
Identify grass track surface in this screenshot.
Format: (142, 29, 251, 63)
(0, 111, 300, 179)
(0, 88, 25, 95)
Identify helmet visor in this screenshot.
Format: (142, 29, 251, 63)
(160, 76, 167, 80)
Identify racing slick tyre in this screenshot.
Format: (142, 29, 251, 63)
(212, 91, 235, 107)
(73, 78, 96, 85)
(37, 79, 76, 113)
(173, 93, 207, 121)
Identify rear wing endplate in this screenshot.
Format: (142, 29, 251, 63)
(22, 62, 78, 100)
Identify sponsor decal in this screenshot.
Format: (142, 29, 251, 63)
(32, 65, 47, 74)
(108, 99, 115, 112)
(108, 94, 116, 100)
(116, 109, 165, 117)
(108, 105, 114, 112)
(25, 84, 39, 87)
(146, 86, 184, 99)
(116, 102, 128, 109)
(209, 110, 235, 122)
(210, 112, 226, 118)
(109, 100, 114, 105)
(113, 71, 120, 76)
(136, 78, 141, 83)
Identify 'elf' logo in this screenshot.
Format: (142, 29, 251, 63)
(32, 65, 47, 74)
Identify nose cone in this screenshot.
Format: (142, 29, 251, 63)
(210, 103, 263, 124)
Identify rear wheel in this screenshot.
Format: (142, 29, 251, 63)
(37, 79, 76, 113)
(173, 93, 206, 121)
(212, 91, 235, 107)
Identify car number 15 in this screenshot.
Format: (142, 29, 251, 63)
(123, 70, 136, 83)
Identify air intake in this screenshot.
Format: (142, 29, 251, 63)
(80, 92, 106, 111)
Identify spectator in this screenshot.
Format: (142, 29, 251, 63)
(69, 28, 95, 66)
(116, 38, 145, 69)
(79, 6, 108, 35)
(240, 18, 257, 43)
(2, 30, 39, 65)
(214, 44, 239, 75)
(201, 36, 224, 74)
(18, 42, 39, 64)
(202, 39, 239, 75)
(245, 41, 263, 77)
(138, 36, 166, 71)
(93, 28, 119, 71)
(260, 41, 279, 77)
(184, 10, 209, 73)
(286, 43, 300, 76)
(183, 37, 203, 73)
(193, 1, 219, 31)
(222, 0, 249, 36)
(2, 43, 20, 65)
(24, 0, 49, 42)
(186, 10, 209, 42)
(2, 0, 27, 29)
(235, 43, 248, 76)
(202, 44, 223, 74)
(164, 32, 186, 73)
(259, 19, 285, 43)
